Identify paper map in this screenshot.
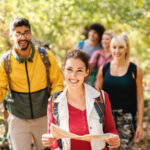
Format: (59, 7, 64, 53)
(50, 123, 114, 142)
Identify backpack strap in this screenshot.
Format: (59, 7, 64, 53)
(38, 47, 51, 95)
(3, 51, 12, 102)
(94, 87, 105, 128)
(77, 40, 84, 49)
(3, 50, 12, 133)
(130, 62, 137, 80)
(50, 91, 62, 125)
(50, 91, 62, 149)
(3, 50, 12, 89)
(90, 53, 101, 86)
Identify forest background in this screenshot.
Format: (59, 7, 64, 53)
(0, 0, 150, 149)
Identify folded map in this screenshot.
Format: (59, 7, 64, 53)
(49, 123, 115, 142)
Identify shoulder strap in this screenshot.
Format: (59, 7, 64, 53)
(77, 40, 84, 49)
(130, 62, 137, 79)
(38, 47, 51, 95)
(94, 87, 105, 127)
(102, 62, 110, 77)
(3, 50, 12, 89)
(3, 51, 12, 132)
(50, 91, 62, 125)
(50, 91, 63, 149)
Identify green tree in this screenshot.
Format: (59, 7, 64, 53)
(0, 0, 149, 97)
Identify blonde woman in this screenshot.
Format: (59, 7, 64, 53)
(97, 33, 144, 149)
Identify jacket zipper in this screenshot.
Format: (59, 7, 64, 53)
(25, 61, 34, 119)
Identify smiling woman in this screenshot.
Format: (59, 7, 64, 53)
(110, 32, 129, 61)
(97, 33, 144, 150)
(42, 49, 120, 150)
(63, 58, 89, 89)
(90, 30, 114, 86)
(62, 49, 90, 87)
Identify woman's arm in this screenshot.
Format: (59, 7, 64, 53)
(95, 66, 104, 88)
(42, 100, 59, 149)
(103, 92, 117, 134)
(103, 92, 120, 148)
(134, 66, 144, 141)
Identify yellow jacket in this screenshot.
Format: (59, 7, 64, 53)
(0, 45, 64, 119)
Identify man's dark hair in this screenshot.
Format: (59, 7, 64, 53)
(9, 17, 31, 33)
(88, 23, 105, 43)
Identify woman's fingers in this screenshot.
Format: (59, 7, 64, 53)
(42, 134, 56, 147)
(108, 143, 120, 149)
(134, 126, 143, 141)
(106, 134, 120, 148)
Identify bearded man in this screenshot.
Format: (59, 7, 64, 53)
(0, 17, 64, 150)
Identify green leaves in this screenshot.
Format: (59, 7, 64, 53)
(0, 0, 150, 98)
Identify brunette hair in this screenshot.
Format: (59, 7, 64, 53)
(9, 17, 31, 33)
(88, 23, 105, 43)
(62, 49, 90, 82)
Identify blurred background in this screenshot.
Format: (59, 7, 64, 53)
(0, 0, 149, 149)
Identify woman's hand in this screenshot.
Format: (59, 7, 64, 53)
(42, 133, 56, 147)
(105, 134, 120, 149)
(134, 125, 143, 141)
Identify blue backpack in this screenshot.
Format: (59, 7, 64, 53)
(77, 40, 85, 50)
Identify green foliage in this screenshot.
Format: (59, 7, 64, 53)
(0, 1, 150, 148)
(0, 0, 150, 99)
(0, 133, 10, 150)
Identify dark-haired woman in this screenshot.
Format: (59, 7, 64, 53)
(42, 50, 120, 150)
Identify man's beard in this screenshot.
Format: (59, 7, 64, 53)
(16, 40, 31, 51)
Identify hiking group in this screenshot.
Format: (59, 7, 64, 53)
(0, 17, 144, 150)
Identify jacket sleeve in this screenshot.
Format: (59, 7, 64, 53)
(0, 58, 8, 102)
(103, 92, 118, 135)
(47, 51, 64, 95)
(47, 99, 59, 149)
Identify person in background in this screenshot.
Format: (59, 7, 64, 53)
(75, 23, 105, 58)
(90, 30, 114, 86)
(82, 25, 89, 39)
(97, 33, 144, 150)
(42, 50, 120, 150)
(0, 17, 64, 150)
